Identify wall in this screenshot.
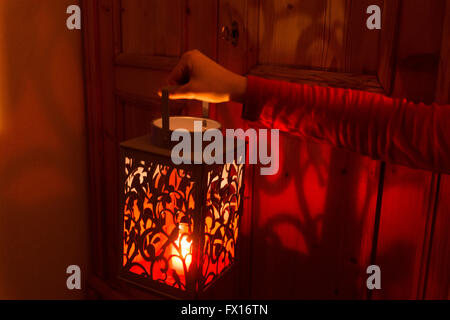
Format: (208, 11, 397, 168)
(0, 0, 88, 299)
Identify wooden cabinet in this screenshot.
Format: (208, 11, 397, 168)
(82, 0, 449, 299)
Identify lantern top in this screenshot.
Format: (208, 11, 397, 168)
(152, 116, 221, 132)
(120, 131, 245, 165)
(120, 134, 172, 158)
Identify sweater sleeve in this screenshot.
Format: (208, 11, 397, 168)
(242, 75, 450, 174)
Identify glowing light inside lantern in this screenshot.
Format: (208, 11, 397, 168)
(171, 223, 193, 273)
(121, 141, 245, 295)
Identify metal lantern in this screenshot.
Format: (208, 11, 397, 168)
(119, 93, 245, 298)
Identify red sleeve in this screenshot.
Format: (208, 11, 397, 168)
(242, 75, 450, 174)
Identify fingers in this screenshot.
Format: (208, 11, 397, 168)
(167, 63, 189, 86)
(167, 53, 192, 86)
(157, 50, 218, 101)
(157, 83, 194, 99)
(167, 83, 194, 100)
(159, 53, 193, 98)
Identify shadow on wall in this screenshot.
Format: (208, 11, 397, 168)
(198, 134, 416, 300)
(237, 135, 415, 299)
(0, 0, 89, 299)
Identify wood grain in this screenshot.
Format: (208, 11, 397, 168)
(184, 0, 219, 120)
(115, 53, 179, 70)
(377, 0, 401, 95)
(120, 0, 184, 56)
(82, 0, 106, 279)
(246, 1, 383, 299)
(249, 64, 384, 92)
(250, 139, 380, 299)
(115, 66, 171, 99)
(425, 175, 450, 299)
(372, 0, 447, 300)
(425, 3, 450, 298)
(98, 0, 121, 281)
(372, 166, 438, 299)
(435, 0, 450, 104)
(185, 0, 218, 57)
(257, 0, 382, 73)
(391, 0, 446, 104)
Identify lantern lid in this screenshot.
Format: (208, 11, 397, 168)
(152, 116, 221, 132)
(120, 134, 173, 158)
(120, 131, 245, 165)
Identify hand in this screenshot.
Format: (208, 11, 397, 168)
(159, 50, 247, 103)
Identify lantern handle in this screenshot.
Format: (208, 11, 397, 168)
(161, 88, 170, 141)
(160, 86, 210, 144)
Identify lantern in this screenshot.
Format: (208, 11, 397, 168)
(119, 93, 245, 299)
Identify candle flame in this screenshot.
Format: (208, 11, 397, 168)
(171, 223, 192, 272)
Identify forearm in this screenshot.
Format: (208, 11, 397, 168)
(242, 76, 450, 174)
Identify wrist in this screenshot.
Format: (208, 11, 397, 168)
(230, 75, 247, 103)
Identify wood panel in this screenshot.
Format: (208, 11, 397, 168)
(377, 0, 401, 94)
(249, 64, 384, 92)
(391, 0, 446, 104)
(425, 175, 450, 299)
(115, 54, 179, 70)
(115, 66, 177, 99)
(425, 3, 450, 298)
(185, 0, 218, 57)
(81, 0, 107, 278)
(223, 0, 384, 299)
(120, 0, 185, 56)
(250, 137, 380, 299)
(258, 0, 382, 73)
(184, 0, 219, 119)
(372, 166, 438, 299)
(372, 0, 447, 300)
(122, 102, 162, 140)
(435, 0, 450, 105)
(98, 0, 122, 281)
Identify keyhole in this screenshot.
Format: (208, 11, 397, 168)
(220, 21, 239, 47)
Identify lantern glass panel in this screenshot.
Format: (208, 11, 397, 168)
(122, 157, 197, 291)
(202, 163, 244, 287)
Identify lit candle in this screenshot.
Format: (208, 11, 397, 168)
(171, 223, 192, 273)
